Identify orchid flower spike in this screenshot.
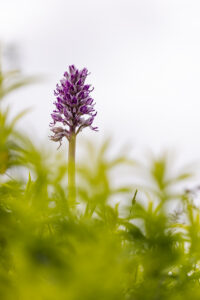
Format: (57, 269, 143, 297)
(50, 65, 97, 147)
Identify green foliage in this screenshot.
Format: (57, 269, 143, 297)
(1, 60, 200, 300)
(0, 69, 38, 100)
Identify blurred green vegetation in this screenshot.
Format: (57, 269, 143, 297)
(0, 54, 200, 300)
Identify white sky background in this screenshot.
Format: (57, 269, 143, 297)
(1, 0, 200, 165)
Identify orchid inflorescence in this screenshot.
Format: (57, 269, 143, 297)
(50, 65, 97, 146)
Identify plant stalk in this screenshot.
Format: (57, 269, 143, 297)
(68, 131, 76, 206)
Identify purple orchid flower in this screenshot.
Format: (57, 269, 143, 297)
(50, 65, 97, 146)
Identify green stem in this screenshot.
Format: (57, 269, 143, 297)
(68, 132, 76, 207)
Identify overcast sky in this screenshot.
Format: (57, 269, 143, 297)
(1, 0, 200, 163)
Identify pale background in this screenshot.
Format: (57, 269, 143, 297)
(1, 0, 200, 164)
